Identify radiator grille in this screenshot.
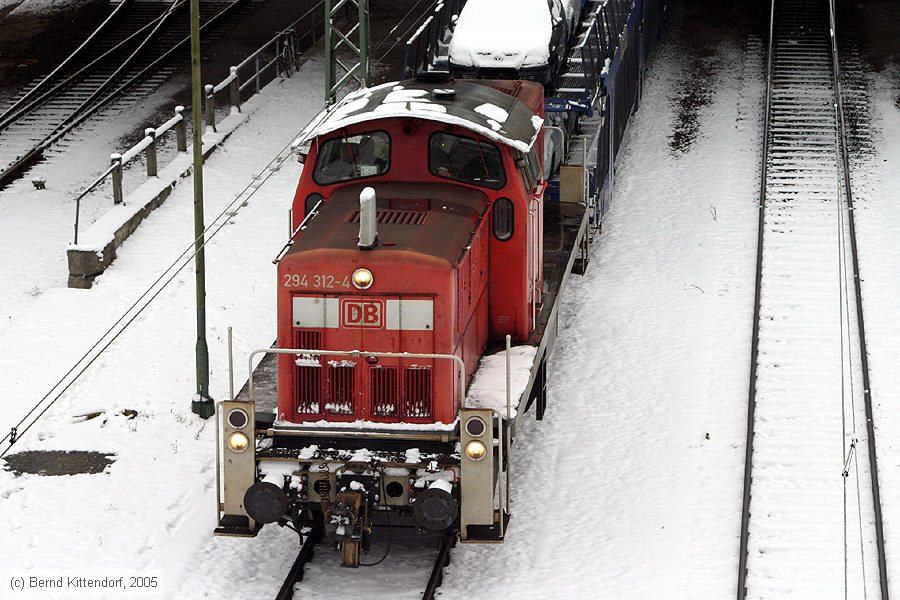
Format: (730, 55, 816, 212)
(403, 367, 432, 419)
(350, 209, 427, 225)
(294, 330, 322, 415)
(327, 364, 355, 416)
(370, 367, 399, 417)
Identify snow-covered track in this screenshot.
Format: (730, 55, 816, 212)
(736, 0, 889, 598)
(274, 530, 322, 600)
(421, 528, 456, 600)
(274, 527, 455, 599)
(0, 0, 255, 190)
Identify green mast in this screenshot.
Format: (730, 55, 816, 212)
(190, 0, 214, 419)
(325, 0, 371, 106)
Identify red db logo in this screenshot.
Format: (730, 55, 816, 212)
(340, 299, 384, 328)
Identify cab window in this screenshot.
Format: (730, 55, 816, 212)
(518, 146, 541, 192)
(313, 131, 390, 185)
(429, 132, 506, 190)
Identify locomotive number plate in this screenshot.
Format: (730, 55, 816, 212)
(283, 273, 351, 289)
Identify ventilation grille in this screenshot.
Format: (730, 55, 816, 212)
(403, 367, 432, 419)
(370, 367, 399, 417)
(327, 364, 355, 415)
(350, 209, 428, 225)
(294, 330, 322, 415)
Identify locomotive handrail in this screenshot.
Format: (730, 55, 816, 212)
(273, 199, 323, 264)
(247, 348, 467, 411)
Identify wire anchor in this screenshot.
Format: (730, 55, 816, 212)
(842, 438, 857, 478)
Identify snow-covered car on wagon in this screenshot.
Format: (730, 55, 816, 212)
(449, 0, 584, 87)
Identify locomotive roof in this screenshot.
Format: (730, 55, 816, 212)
(286, 182, 488, 266)
(297, 79, 544, 153)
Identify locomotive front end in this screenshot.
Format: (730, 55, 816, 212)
(218, 181, 502, 564)
(216, 78, 550, 565)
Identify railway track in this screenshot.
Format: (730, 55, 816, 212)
(0, 0, 259, 190)
(736, 0, 888, 598)
(274, 527, 456, 600)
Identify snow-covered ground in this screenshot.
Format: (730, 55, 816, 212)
(0, 0, 80, 15)
(440, 29, 763, 599)
(0, 58, 325, 596)
(853, 63, 900, 594)
(1, 3, 899, 599)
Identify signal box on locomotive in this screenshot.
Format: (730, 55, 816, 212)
(215, 78, 589, 567)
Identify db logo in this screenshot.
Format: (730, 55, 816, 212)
(340, 299, 384, 328)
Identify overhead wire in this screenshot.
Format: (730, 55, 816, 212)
(830, 0, 867, 595)
(1, 0, 449, 458)
(1, 123, 303, 458)
(2, 0, 448, 459)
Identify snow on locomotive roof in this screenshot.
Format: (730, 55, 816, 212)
(297, 80, 543, 153)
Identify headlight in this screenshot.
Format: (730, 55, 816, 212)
(228, 431, 250, 453)
(464, 440, 487, 461)
(352, 268, 373, 290)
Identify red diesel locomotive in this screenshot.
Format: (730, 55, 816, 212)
(215, 77, 589, 566)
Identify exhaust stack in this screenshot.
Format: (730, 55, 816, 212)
(358, 187, 378, 250)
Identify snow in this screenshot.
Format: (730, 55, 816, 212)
(464, 345, 537, 419)
(1, 5, 899, 599)
(441, 33, 762, 599)
(427, 478, 452, 494)
(851, 63, 900, 593)
(0, 56, 327, 596)
(449, 0, 552, 69)
(2, 0, 79, 15)
(560, 0, 585, 29)
(297, 80, 541, 154)
(273, 419, 456, 431)
(259, 461, 302, 489)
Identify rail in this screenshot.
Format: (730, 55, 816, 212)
(737, 0, 888, 597)
(271, 523, 454, 600)
(47, 0, 242, 153)
(735, 0, 774, 596)
(274, 529, 323, 600)
(204, 0, 326, 132)
(421, 528, 457, 600)
(0, 0, 169, 135)
(69, 0, 184, 125)
(71, 0, 326, 244)
(0, 0, 131, 130)
(827, 0, 889, 595)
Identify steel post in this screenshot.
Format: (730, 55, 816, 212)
(190, 0, 213, 418)
(205, 84, 216, 132)
(229, 66, 241, 112)
(324, 0, 335, 105)
(175, 106, 187, 152)
(359, 0, 370, 87)
(145, 128, 157, 177)
(110, 153, 123, 205)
